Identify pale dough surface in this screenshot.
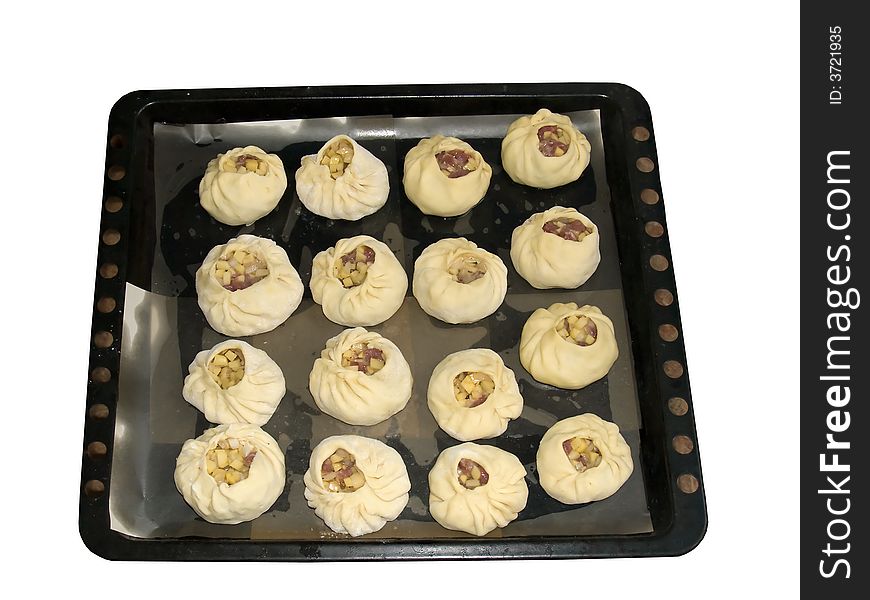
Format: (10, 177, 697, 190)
(309, 327, 413, 426)
(295, 135, 389, 220)
(501, 108, 591, 189)
(174, 423, 285, 525)
(427, 349, 523, 441)
(412, 237, 507, 324)
(536, 413, 634, 504)
(195, 234, 304, 336)
(403, 135, 492, 217)
(510, 206, 601, 289)
(303, 435, 410, 537)
(199, 145, 287, 226)
(310, 235, 408, 326)
(183, 340, 285, 426)
(519, 303, 618, 389)
(428, 443, 528, 536)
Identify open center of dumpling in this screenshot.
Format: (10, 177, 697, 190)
(453, 371, 495, 408)
(457, 458, 489, 489)
(322, 448, 366, 492)
(448, 254, 487, 284)
(562, 436, 602, 473)
(320, 138, 355, 179)
(435, 149, 479, 178)
(335, 244, 375, 288)
(213, 248, 270, 291)
(542, 217, 593, 241)
(556, 314, 598, 346)
(208, 347, 245, 389)
(537, 125, 571, 157)
(341, 342, 386, 376)
(224, 153, 270, 176)
(206, 437, 257, 485)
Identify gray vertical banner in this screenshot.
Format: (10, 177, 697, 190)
(802, 4, 868, 594)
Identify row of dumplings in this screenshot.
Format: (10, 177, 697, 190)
(198, 108, 592, 227)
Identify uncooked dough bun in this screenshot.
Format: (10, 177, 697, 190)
(304, 435, 410, 537)
(412, 237, 507, 324)
(309, 327, 413, 426)
(295, 135, 389, 220)
(501, 109, 592, 189)
(310, 235, 408, 326)
(510, 206, 600, 289)
(536, 413, 634, 504)
(428, 442, 528, 536)
(183, 340, 286, 426)
(427, 349, 523, 441)
(195, 234, 304, 337)
(199, 145, 287, 226)
(174, 423, 285, 525)
(403, 135, 492, 217)
(519, 303, 618, 389)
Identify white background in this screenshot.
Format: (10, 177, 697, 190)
(1, 1, 799, 596)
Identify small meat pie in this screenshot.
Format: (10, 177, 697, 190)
(310, 235, 408, 327)
(304, 435, 411, 537)
(501, 109, 592, 189)
(295, 135, 389, 220)
(510, 206, 600, 289)
(403, 136, 492, 217)
(174, 423, 285, 525)
(427, 349, 523, 441)
(196, 234, 304, 336)
(519, 303, 618, 389)
(199, 145, 288, 226)
(536, 413, 633, 504)
(413, 237, 508, 324)
(428, 443, 528, 536)
(309, 327, 413, 426)
(183, 340, 285, 426)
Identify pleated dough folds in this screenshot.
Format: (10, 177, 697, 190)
(195, 235, 304, 336)
(510, 206, 600, 289)
(403, 136, 492, 217)
(519, 303, 618, 389)
(412, 238, 507, 324)
(174, 423, 286, 525)
(199, 145, 287, 226)
(427, 349, 523, 441)
(182, 340, 285, 426)
(310, 235, 408, 326)
(309, 327, 413, 426)
(501, 109, 591, 189)
(536, 414, 633, 504)
(303, 435, 410, 537)
(428, 443, 528, 536)
(295, 135, 389, 220)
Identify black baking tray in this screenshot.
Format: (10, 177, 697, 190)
(81, 83, 706, 560)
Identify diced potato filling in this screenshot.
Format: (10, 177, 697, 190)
(556, 314, 598, 346)
(206, 437, 257, 485)
(213, 248, 270, 291)
(208, 347, 246, 389)
(453, 371, 495, 408)
(537, 125, 571, 157)
(335, 244, 376, 288)
(541, 217, 593, 242)
(435, 149, 479, 178)
(340, 342, 386, 376)
(320, 138, 355, 179)
(457, 458, 489, 489)
(321, 448, 366, 493)
(447, 254, 487, 284)
(562, 436, 602, 472)
(224, 153, 269, 176)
